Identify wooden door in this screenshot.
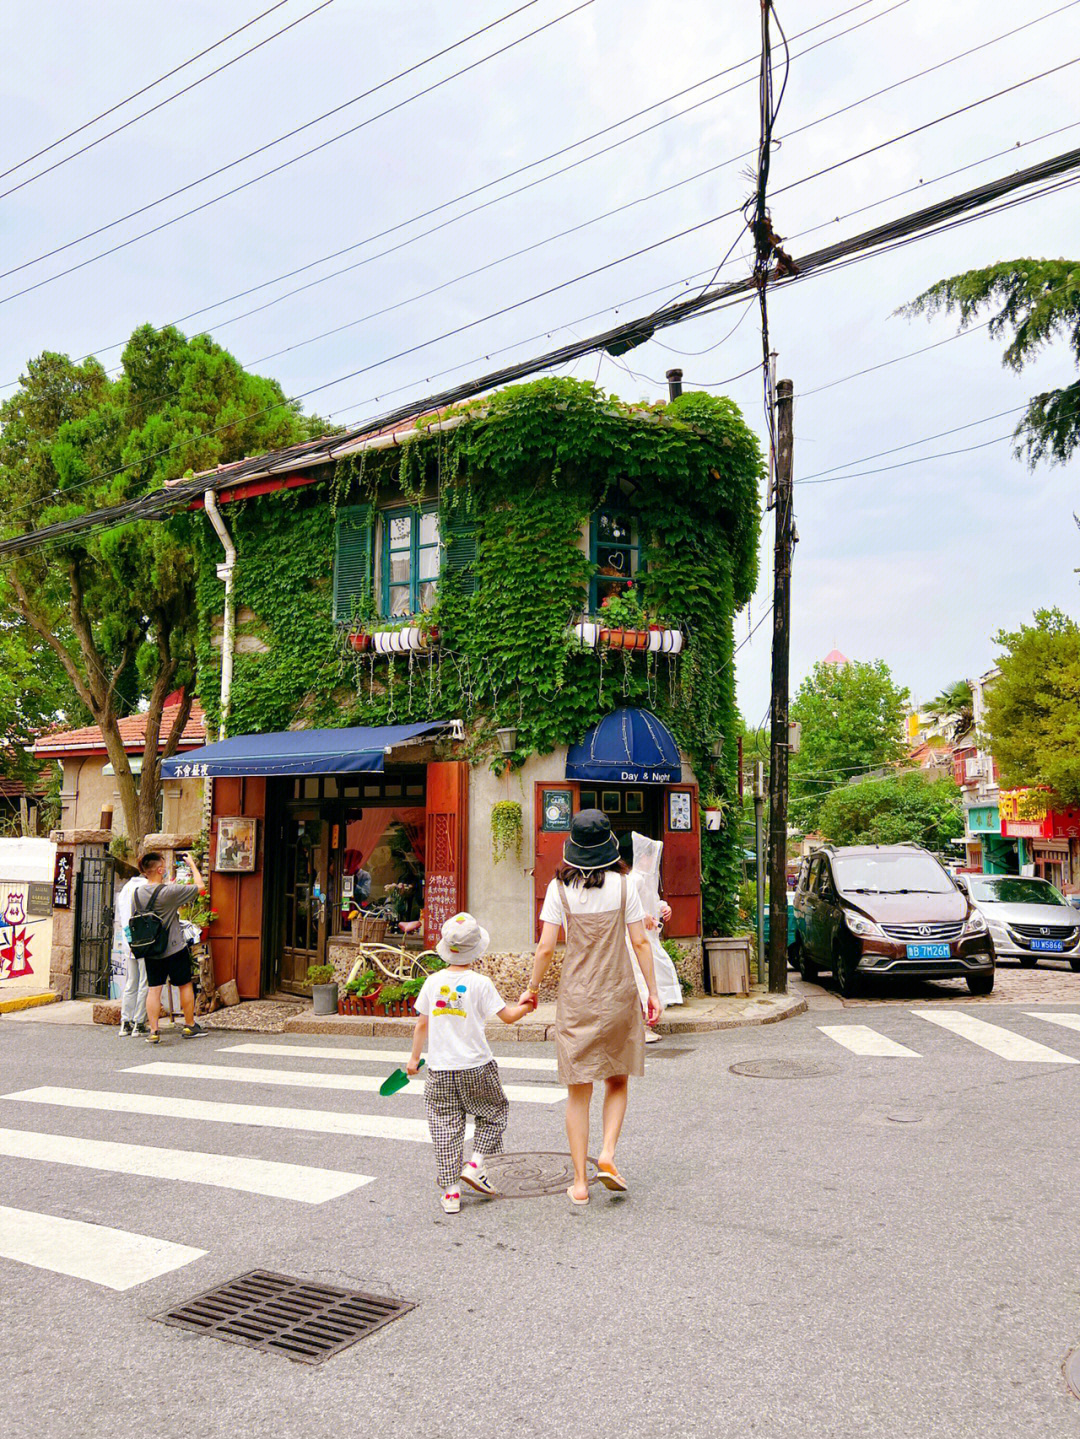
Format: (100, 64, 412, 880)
(424, 761, 469, 948)
(661, 784, 701, 937)
(280, 809, 329, 992)
(534, 783, 579, 938)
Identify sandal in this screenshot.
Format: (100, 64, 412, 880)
(566, 1184, 590, 1206)
(595, 1161, 628, 1193)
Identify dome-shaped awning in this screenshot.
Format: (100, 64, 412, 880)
(566, 708, 682, 784)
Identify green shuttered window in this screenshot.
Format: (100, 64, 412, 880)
(440, 505, 477, 598)
(332, 504, 374, 624)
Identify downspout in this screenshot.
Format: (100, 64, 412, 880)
(203, 490, 236, 743)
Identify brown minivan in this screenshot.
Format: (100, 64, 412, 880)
(792, 843, 994, 996)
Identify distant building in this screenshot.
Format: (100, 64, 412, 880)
(822, 648, 849, 667)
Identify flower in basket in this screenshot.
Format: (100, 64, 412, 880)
(598, 582, 646, 632)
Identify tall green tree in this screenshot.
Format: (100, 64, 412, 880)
(923, 679, 974, 739)
(902, 259, 1080, 465)
(983, 608, 1080, 805)
(816, 772, 964, 851)
(789, 658, 910, 831)
(0, 326, 310, 842)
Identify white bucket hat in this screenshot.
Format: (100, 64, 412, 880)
(436, 911, 491, 964)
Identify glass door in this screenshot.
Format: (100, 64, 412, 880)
(280, 809, 329, 993)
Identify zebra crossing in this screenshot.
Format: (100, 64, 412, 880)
(818, 1009, 1080, 1063)
(0, 1038, 565, 1293)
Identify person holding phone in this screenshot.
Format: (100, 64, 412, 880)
(133, 850, 207, 1043)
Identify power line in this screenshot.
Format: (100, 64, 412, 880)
(798, 405, 1030, 481)
(3, 142, 1078, 558)
(0, 0, 295, 181)
(0, 0, 910, 353)
(796, 432, 1015, 484)
(0, 0, 590, 292)
(798, 322, 992, 396)
(0, 0, 339, 201)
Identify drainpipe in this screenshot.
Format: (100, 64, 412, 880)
(204, 490, 236, 743)
(665, 368, 683, 400)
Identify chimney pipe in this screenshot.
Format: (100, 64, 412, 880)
(665, 368, 683, 400)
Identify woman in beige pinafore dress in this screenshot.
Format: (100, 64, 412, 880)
(522, 810, 661, 1205)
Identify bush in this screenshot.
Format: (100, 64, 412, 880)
(306, 964, 335, 986)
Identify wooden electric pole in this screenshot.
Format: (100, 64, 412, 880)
(767, 379, 794, 993)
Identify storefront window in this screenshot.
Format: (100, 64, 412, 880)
(383, 505, 440, 617)
(589, 505, 643, 613)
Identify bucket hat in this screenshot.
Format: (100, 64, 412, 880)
(563, 808, 620, 871)
(436, 911, 491, 964)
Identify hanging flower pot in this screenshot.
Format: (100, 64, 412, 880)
(573, 620, 600, 648)
(660, 628, 684, 654)
(348, 631, 371, 653)
(604, 628, 626, 649)
(629, 629, 648, 651)
(647, 628, 664, 653)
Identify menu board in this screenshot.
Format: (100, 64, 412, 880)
(425, 873, 459, 945)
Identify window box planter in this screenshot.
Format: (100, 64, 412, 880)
(347, 631, 372, 653)
(378, 995, 416, 1018)
(372, 626, 440, 655)
(571, 622, 683, 654)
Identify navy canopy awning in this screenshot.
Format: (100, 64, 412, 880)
(566, 708, 682, 785)
(161, 721, 450, 779)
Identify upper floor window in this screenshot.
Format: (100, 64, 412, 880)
(383, 504, 440, 617)
(590, 504, 643, 613)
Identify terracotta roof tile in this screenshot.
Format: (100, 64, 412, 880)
(33, 701, 206, 758)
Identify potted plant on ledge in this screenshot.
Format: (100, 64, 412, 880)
(307, 963, 338, 1016)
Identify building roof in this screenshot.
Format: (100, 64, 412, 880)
(33, 698, 206, 759)
(822, 649, 850, 666)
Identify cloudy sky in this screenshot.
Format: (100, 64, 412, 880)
(2, 0, 1077, 719)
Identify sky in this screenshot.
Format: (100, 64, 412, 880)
(2, 0, 1078, 722)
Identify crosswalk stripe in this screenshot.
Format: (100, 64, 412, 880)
(124, 1061, 566, 1105)
(221, 1041, 560, 1073)
(0, 1126, 373, 1203)
(912, 1010, 1079, 1063)
(1026, 1011, 1080, 1035)
(4, 1087, 434, 1142)
(0, 1203, 205, 1291)
(817, 1025, 921, 1057)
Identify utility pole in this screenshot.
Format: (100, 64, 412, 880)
(767, 379, 794, 993)
(754, 762, 766, 985)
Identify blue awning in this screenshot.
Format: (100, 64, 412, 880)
(566, 708, 682, 785)
(161, 721, 450, 779)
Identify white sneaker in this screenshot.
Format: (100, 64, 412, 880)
(440, 1190, 461, 1214)
(461, 1160, 497, 1196)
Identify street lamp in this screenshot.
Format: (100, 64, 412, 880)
(710, 736, 724, 759)
(496, 726, 518, 755)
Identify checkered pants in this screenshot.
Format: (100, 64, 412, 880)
(424, 1061, 509, 1191)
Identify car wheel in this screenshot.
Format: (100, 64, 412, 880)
(966, 972, 995, 995)
(833, 943, 861, 997)
(1018, 955, 1039, 969)
(795, 938, 819, 983)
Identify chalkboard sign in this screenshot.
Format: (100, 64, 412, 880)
(52, 852, 73, 909)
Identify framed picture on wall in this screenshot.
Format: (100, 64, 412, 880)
(601, 791, 621, 814)
(215, 817, 258, 872)
(541, 790, 572, 832)
(625, 791, 644, 815)
(579, 790, 597, 811)
(668, 791, 692, 832)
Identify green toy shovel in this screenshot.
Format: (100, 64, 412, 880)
(379, 1058, 424, 1096)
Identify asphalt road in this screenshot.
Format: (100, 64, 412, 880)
(2, 1004, 1080, 1439)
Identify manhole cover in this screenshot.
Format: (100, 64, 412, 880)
(1065, 1348, 1080, 1400)
(729, 1058, 839, 1079)
(483, 1151, 598, 1197)
(886, 1110, 925, 1125)
(157, 1270, 414, 1364)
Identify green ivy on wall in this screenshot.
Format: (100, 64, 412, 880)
(193, 379, 762, 932)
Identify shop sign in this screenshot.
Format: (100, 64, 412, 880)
(52, 852, 73, 909)
(965, 805, 1000, 835)
(999, 789, 1080, 840)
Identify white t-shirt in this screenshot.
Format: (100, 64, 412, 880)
(415, 968, 507, 1071)
(114, 876, 143, 957)
(539, 871, 645, 930)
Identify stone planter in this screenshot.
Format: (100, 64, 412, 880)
(311, 982, 339, 1016)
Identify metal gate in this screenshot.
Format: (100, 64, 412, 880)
(72, 851, 116, 999)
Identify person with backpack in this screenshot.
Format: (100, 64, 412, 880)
(128, 850, 207, 1043)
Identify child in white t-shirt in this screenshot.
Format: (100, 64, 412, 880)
(408, 912, 537, 1213)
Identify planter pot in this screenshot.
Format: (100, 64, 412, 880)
(572, 621, 600, 648)
(629, 629, 648, 651)
(312, 982, 339, 1016)
(348, 632, 371, 652)
(357, 989, 382, 1015)
(647, 628, 664, 652)
(663, 629, 685, 654)
(379, 997, 416, 1018)
(704, 809, 724, 832)
(603, 628, 625, 649)
(373, 627, 437, 655)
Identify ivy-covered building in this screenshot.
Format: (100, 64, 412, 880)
(166, 379, 762, 999)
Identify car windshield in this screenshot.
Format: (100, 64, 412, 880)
(968, 877, 1066, 906)
(831, 852, 953, 894)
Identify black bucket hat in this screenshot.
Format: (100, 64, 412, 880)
(563, 808, 620, 870)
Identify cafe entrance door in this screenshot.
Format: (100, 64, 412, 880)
(280, 808, 329, 994)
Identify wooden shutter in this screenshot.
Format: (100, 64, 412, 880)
(424, 761, 469, 948)
(533, 783, 579, 939)
(662, 784, 701, 937)
(208, 777, 267, 999)
(332, 504, 373, 623)
(440, 506, 477, 597)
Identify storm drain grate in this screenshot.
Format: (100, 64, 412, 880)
(156, 1270, 414, 1364)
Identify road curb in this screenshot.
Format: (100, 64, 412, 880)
(0, 991, 61, 1015)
